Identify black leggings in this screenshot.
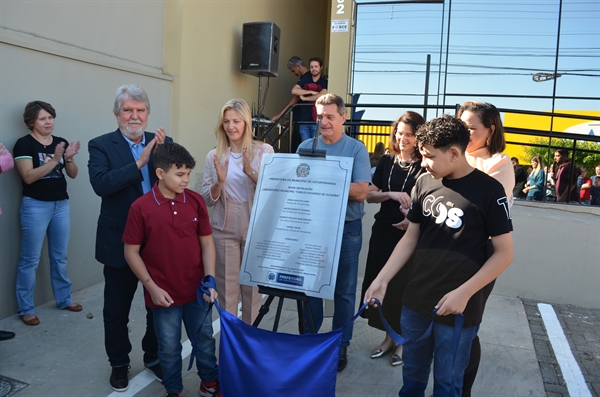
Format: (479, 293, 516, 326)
(462, 335, 481, 397)
(463, 239, 495, 396)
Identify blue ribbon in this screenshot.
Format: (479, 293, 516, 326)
(350, 299, 465, 373)
(187, 275, 217, 371)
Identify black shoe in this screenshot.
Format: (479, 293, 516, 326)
(110, 365, 130, 392)
(144, 362, 164, 382)
(338, 346, 348, 372)
(0, 330, 15, 341)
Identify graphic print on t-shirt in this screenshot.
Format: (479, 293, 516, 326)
(496, 196, 511, 220)
(37, 152, 63, 179)
(422, 194, 465, 229)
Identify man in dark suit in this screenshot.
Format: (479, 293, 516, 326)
(88, 84, 171, 392)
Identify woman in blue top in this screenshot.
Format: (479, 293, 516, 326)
(523, 156, 545, 201)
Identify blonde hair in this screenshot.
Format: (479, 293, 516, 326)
(531, 155, 544, 177)
(214, 98, 259, 162)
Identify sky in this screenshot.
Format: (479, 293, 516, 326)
(351, 0, 600, 121)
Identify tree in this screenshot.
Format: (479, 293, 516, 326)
(522, 138, 600, 170)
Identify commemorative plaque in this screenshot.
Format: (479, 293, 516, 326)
(239, 153, 352, 299)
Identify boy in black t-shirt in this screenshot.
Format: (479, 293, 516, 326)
(364, 115, 513, 397)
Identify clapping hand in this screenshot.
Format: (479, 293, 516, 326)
(242, 148, 255, 177)
(214, 154, 228, 183)
(155, 128, 166, 144)
(53, 142, 66, 162)
(65, 140, 81, 160)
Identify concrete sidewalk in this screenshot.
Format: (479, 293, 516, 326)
(0, 281, 545, 397)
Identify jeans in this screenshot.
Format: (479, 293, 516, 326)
(399, 306, 479, 397)
(103, 265, 159, 367)
(152, 300, 218, 393)
(299, 124, 317, 142)
(304, 219, 362, 347)
(16, 197, 73, 315)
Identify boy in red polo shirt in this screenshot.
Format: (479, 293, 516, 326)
(123, 142, 221, 397)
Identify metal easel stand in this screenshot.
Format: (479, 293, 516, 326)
(252, 286, 316, 334)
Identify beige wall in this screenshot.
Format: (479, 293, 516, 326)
(0, 1, 172, 319)
(164, 0, 329, 185)
(0, 0, 166, 75)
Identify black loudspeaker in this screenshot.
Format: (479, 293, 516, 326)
(240, 22, 280, 77)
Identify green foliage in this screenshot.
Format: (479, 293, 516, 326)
(522, 138, 600, 170)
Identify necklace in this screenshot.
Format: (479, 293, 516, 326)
(32, 133, 52, 148)
(388, 154, 416, 193)
(230, 151, 242, 160)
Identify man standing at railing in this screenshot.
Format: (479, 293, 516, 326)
(292, 57, 328, 141)
(271, 56, 327, 142)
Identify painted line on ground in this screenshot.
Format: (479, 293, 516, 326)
(107, 301, 241, 397)
(538, 303, 592, 397)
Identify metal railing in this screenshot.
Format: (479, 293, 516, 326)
(254, 102, 599, 205)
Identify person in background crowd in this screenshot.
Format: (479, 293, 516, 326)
(523, 156, 545, 201)
(545, 165, 557, 201)
(549, 148, 580, 203)
(369, 141, 385, 176)
(590, 165, 600, 206)
(512, 157, 528, 200)
(578, 167, 591, 205)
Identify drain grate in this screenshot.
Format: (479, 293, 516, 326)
(0, 376, 28, 397)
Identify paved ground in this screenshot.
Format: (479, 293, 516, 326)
(523, 299, 600, 397)
(0, 279, 596, 397)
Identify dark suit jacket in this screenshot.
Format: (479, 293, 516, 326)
(88, 129, 173, 268)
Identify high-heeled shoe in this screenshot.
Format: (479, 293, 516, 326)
(370, 343, 395, 359)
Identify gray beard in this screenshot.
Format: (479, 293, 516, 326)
(120, 125, 144, 140)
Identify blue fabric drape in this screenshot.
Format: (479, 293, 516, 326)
(192, 277, 464, 397)
(217, 302, 341, 397)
